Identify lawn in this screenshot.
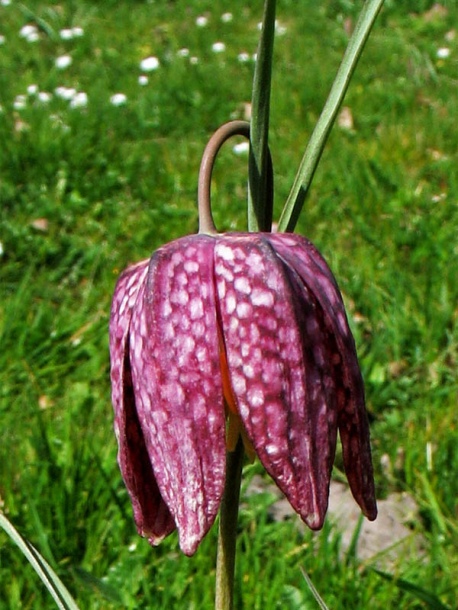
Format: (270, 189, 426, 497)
(0, 0, 457, 608)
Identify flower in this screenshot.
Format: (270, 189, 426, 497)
(139, 56, 160, 72)
(19, 24, 39, 42)
(212, 41, 226, 53)
(110, 231, 377, 556)
(55, 54, 72, 69)
(110, 93, 127, 106)
(70, 91, 88, 108)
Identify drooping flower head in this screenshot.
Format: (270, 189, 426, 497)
(109, 122, 376, 557)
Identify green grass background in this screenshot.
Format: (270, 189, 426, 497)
(1, 0, 457, 608)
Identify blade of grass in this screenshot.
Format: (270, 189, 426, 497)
(300, 566, 330, 610)
(373, 569, 453, 610)
(0, 512, 80, 610)
(248, 0, 276, 232)
(277, 0, 384, 232)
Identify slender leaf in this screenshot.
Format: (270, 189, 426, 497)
(0, 512, 80, 610)
(248, 0, 276, 232)
(300, 566, 330, 610)
(277, 0, 384, 232)
(373, 569, 453, 610)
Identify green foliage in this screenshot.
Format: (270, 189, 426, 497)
(1, 1, 457, 608)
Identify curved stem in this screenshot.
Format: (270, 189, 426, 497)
(198, 121, 250, 235)
(198, 121, 274, 235)
(214, 438, 244, 610)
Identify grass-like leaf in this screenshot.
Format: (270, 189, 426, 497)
(300, 566, 330, 610)
(277, 0, 384, 232)
(0, 512, 80, 610)
(373, 569, 452, 610)
(248, 0, 276, 232)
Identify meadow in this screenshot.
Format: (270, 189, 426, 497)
(0, 0, 457, 608)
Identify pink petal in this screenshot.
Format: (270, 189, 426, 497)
(270, 233, 377, 520)
(109, 260, 175, 543)
(215, 234, 337, 529)
(129, 235, 226, 556)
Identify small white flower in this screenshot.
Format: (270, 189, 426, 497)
(138, 75, 148, 85)
(0, 241, 4, 257)
(140, 56, 160, 71)
(14, 95, 27, 109)
(1, 0, 11, 5)
(437, 47, 450, 59)
(237, 52, 250, 63)
(70, 92, 88, 108)
(72, 26, 84, 37)
(221, 12, 233, 23)
(233, 141, 250, 155)
(38, 91, 52, 103)
(59, 28, 74, 40)
(26, 31, 39, 42)
(19, 24, 39, 41)
(212, 41, 226, 53)
(190, 56, 199, 65)
(177, 47, 190, 58)
(55, 54, 72, 69)
(195, 15, 208, 27)
(0, 35, 5, 45)
(55, 86, 77, 100)
(27, 84, 38, 95)
(275, 20, 287, 36)
(110, 93, 127, 106)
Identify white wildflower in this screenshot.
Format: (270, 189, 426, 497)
(0, 35, 5, 45)
(138, 75, 149, 85)
(59, 28, 74, 40)
(437, 47, 450, 59)
(19, 24, 39, 42)
(275, 20, 287, 36)
(177, 47, 190, 58)
(110, 93, 127, 106)
(233, 141, 250, 155)
(221, 12, 233, 23)
(196, 15, 208, 27)
(55, 54, 72, 69)
(27, 84, 38, 95)
(13, 95, 27, 109)
(55, 86, 77, 100)
(237, 52, 250, 63)
(38, 91, 52, 103)
(70, 91, 88, 108)
(139, 56, 160, 71)
(212, 41, 226, 53)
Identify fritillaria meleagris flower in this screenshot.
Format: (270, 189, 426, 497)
(109, 231, 377, 556)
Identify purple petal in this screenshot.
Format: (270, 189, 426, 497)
(214, 234, 338, 529)
(270, 233, 377, 520)
(129, 235, 226, 556)
(109, 260, 175, 544)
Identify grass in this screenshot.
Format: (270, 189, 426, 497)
(1, 0, 457, 608)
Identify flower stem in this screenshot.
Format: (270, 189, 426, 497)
(214, 438, 244, 610)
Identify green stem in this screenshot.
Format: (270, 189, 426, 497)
(277, 0, 384, 233)
(248, 0, 276, 232)
(214, 438, 244, 610)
